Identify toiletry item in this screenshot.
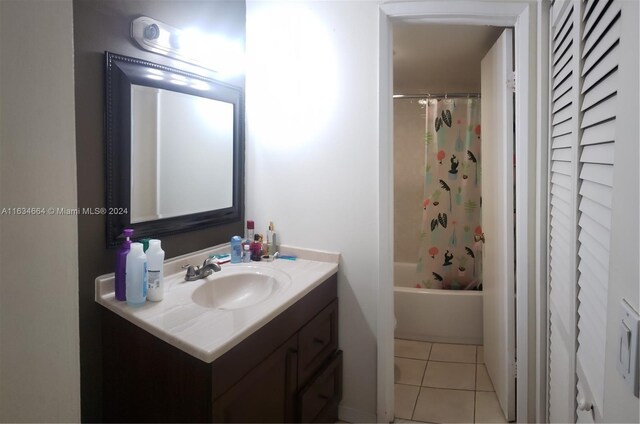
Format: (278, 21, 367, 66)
(243, 244, 251, 262)
(126, 242, 147, 307)
(140, 238, 151, 252)
(270, 232, 277, 256)
(278, 255, 297, 261)
(250, 234, 262, 261)
(114, 228, 134, 301)
(246, 220, 255, 243)
(210, 253, 231, 264)
(274, 234, 279, 255)
(146, 239, 165, 302)
(259, 234, 267, 256)
(267, 222, 277, 256)
(230, 236, 242, 263)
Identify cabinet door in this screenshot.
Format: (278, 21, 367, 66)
(212, 335, 298, 423)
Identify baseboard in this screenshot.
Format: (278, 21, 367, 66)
(338, 404, 378, 423)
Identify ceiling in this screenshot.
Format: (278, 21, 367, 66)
(393, 23, 505, 95)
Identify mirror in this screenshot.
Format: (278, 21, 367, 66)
(130, 85, 234, 222)
(105, 52, 244, 247)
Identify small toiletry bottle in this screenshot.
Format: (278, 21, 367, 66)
(126, 242, 147, 307)
(250, 234, 262, 261)
(246, 220, 255, 243)
(271, 232, 277, 255)
(243, 243, 251, 263)
(230, 236, 242, 263)
(267, 222, 277, 256)
(115, 228, 133, 301)
(266, 222, 272, 255)
(146, 239, 165, 302)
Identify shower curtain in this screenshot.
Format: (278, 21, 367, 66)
(416, 98, 483, 290)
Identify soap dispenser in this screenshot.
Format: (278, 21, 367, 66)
(114, 228, 133, 301)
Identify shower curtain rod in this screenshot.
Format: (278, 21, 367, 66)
(393, 93, 481, 99)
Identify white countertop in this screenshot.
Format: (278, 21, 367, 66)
(95, 244, 339, 363)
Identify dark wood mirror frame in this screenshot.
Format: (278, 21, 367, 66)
(104, 51, 244, 247)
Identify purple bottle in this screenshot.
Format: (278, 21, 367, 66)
(115, 228, 134, 301)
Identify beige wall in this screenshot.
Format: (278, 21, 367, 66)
(393, 99, 425, 263)
(0, 0, 80, 421)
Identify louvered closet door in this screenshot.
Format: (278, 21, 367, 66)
(575, 0, 620, 422)
(548, 1, 580, 423)
(547, 0, 622, 422)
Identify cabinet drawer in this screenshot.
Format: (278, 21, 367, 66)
(298, 298, 338, 386)
(298, 351, 343, 423)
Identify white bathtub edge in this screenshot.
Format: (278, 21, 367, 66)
(394, 262, 484, 345)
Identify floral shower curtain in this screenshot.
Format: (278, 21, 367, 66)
(416, 98, 483, 290)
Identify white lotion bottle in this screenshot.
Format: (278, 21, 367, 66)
(146, 239, 165, 301)
(126, 242, 147, 306)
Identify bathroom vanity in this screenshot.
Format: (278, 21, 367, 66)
(95, 246, 341, 423)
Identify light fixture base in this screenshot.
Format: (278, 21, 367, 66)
(131, 16, 213, 72)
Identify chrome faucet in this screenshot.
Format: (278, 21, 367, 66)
(182, 258, 222, 281)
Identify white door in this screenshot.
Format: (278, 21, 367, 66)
(480, 28, 516, 422)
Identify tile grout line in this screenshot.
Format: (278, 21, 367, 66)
(395, 341, 485, 423)
(411, 349, 431, 421)
(420, 385, 478, 392)
(474, 355, 478, 423)
(394, 340, 431, 421)
(410, 386, 421, 422)
(409, 343, 431, 423)
(427, 359, 477, 364)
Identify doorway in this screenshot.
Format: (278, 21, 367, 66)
(391, 23, 513, 423)
(377, 2, 541, 423)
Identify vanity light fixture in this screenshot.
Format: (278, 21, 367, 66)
(131, 16, 243, 75)
(131, 17, 177, 58)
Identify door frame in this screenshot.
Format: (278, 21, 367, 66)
(377, 2, 547, 422)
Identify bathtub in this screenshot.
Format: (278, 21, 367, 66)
(394, 262, 483, 345)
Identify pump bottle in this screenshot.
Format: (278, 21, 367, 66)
(114, 228, 133, 301)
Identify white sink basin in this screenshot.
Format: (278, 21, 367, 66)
(191, 266, 292, 310)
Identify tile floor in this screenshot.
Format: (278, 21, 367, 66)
(394, 338, 507, 423)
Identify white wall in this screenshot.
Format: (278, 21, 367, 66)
(0, 0, 80, 421)
(246, 1, 380, 421)
(603, 1, 640, 422)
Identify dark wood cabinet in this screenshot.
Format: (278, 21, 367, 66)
(102, 273, 340, 423)
(212, 335, 298, 423)
(298, 351, 343, 423)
